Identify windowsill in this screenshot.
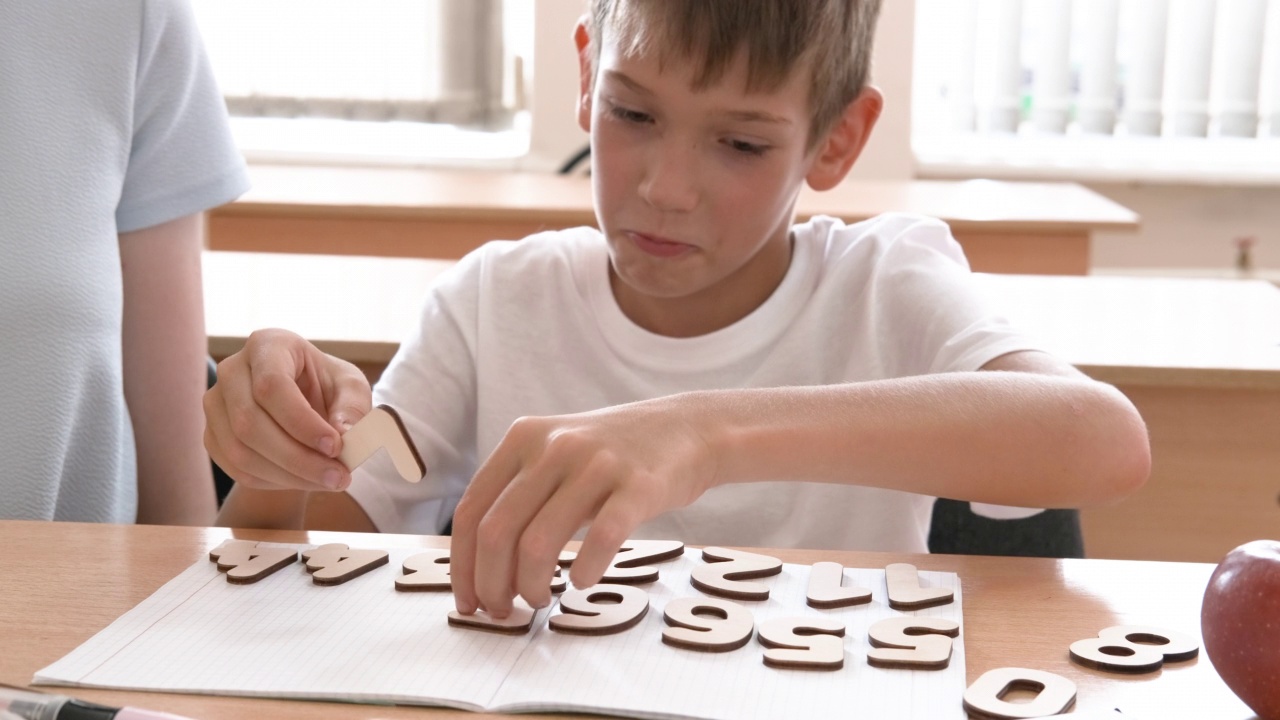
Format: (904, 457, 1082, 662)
(229, 116, 531, 170)
(914, 132, 1280, 187)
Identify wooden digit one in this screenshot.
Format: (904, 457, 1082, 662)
(1069, 625, 1200, 673)
(963, 667, 1077, 719)
(757, 616, 846, 670)
(549, 584, 650, 635)
(301, 543, 389, 585)
(594, 539, 685, 584)
(395, 549, 452, 591)
(338, 405, 427, 483)
(448, 599, 537, 635)
(690, 547, 783, 601)
(208, 540, 297, 584)
(806, 561, 872, 608)
(865, 616, 960, 669)
(661, 597, 754, 652)
(885, 563, 954, 610)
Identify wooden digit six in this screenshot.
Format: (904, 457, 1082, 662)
(550, 584, 650, 635)
(661, 597, 754, 652)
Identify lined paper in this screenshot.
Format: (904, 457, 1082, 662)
(36, 545, 966, 720)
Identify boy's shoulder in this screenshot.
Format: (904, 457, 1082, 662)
(797, 212, 963, 269)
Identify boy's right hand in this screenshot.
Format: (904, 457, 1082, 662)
(204, 329, 372, 492)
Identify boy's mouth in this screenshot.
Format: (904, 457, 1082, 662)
(625, 231, 694, 258)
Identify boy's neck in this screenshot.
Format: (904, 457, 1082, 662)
(608, 233, 795, 338)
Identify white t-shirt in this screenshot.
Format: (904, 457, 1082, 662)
(0, 0, 249, 522)
(347, 214, 1042, 553)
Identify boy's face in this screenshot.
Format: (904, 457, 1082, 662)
(577, 22, 827, 336)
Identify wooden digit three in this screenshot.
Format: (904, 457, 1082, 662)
(1069, 625, 1200, 673)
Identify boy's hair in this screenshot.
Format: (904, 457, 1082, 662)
(587, 0, 883, 147)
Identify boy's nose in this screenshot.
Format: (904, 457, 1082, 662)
(639, 143, 698, 213)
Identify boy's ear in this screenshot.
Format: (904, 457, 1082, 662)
(805, 86, 884, 191)
(574, 19, 593, 133)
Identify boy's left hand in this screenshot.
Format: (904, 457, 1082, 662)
(449, 395, 720, 618)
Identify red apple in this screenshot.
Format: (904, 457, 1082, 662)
(1201, 539, 1280, 720)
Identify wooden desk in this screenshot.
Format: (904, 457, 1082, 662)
(204, 254, 1280, 563)
(207, 165, 1139, 275)
(0, 521, 1256, 719)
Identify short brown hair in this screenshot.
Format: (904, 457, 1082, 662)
(587, 0, 882, 146)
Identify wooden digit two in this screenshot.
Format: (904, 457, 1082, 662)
(1069, 625, 1200, 673)
(691, 547, 783, 601)
(806, 561, 872, 608)
(866, 616, 960, 669)
(208, 540, 297, 584)
(963, 667, 1078, 719)
(550, 584, 650, 635)
(757, 617, 846, 670)
(395, 549, 452, 591)
(661, 597, 754, 652)
(301, 543, 389, 585)
(594, 540, 685, 584)
(885, 563, 954, 610)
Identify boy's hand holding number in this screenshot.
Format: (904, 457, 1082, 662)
(450, 394, 723, 618)
(204, 329, 373, 492)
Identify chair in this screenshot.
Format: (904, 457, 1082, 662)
(927, 498, 1085, 558)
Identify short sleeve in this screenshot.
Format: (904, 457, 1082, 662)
(868, 216, 1044, 378)
(116, 0, 248, 233)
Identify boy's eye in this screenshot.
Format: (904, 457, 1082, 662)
(610, 105, 653, 124)
(726, 139, 768, 157)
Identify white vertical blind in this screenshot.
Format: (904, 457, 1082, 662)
(1029, 0, 1073, 133)
(975, 0, 1025, 133)
(1265, 0, 1280, 136)
(1076, 0, 1119, 134)
(1165, 0, 1217, 137)
(1212, 0, 1268, 137)
(1119, 0, 1170, 136)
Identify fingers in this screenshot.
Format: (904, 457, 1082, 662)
(449, 427, 527, 616)
(570, 491, 645, 589)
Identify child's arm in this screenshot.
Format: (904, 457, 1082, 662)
(204, 329, 379, 529)
(120, 214, 217, 526)
(450, 350, 1148, 617)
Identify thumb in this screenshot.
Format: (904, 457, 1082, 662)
(325, 359, 374, 436)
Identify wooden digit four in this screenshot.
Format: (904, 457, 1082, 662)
(865, 616, 960, 669)
(885, 563, 954, 610)
(690, 547, 783, 601)
(963, 667, 1078, 719)
(209, 540, 297, 584)
(1069, 625, 1199, 673)
(661, 597, 754, 652)
(756, 617, 846, 670)
(550, 585, 650, 635)
(301, 543, 389, 585)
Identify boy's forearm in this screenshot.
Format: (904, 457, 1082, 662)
(217, 485, 310, 529)
(694, 373, 1149, 509)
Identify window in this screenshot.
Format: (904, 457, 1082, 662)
(192, 0, 535, 165)
(913, 0, 1280, 183)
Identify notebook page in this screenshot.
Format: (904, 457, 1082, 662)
(35, 545, 543, 712)
(493, 549, 966, 720)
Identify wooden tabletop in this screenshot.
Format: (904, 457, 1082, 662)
(203, 251, 1280, 389)
(212, 164, 1140, 235)
(0, 521, 1253, 719)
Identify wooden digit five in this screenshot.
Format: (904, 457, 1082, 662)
(865, 616, 960, 669)
(661, 597, 754, 652)
(962, 667, 1078, 719)
(1068, 625, 1199, 673)
(550, 585, 650, 635)
(756, 616, 846, 670)
(690, 547, 783, 601)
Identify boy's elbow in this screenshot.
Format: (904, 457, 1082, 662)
(1090, 385, 1151, 504)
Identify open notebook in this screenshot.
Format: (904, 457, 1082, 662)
(36, 544, 966, 720)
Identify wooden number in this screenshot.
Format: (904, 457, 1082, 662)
(208, 540, 297, 584)
(885, 563, 954, 610)
(962, 667, 1077, 719)
(549, 584, 650, 635)
(806, 561, 872, 608)
(447, 600, 537, 635)
(690, 547, 783, 601)
(865, 616, 960, 669)
(757, 616, 846, 670)
(597, 540, 685, 584)
(661, 597, 754, 653)
(301, 543, 389, 585)
(338, 405, 426, 483)
(550, 567, 567, 594)
(1069, 625, 1200, 673)
(395, 549, 452, 591)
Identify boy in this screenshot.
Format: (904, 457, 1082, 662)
(207, 0, 1149, 619)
